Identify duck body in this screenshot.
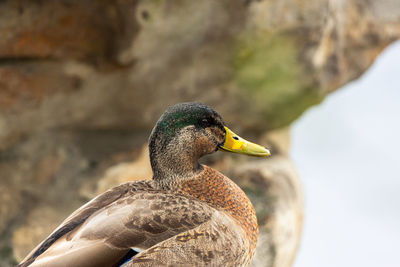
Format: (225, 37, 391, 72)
(18, 103, 269, 267)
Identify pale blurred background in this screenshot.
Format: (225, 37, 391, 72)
(292, 41, 400, 267)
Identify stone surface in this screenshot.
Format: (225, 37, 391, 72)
(0, 0, 399, 266)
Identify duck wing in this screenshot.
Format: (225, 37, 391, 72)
(18, 180, 216, 267)
(126, 210, 250, 267)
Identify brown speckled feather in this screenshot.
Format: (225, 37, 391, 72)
(178, 166, 258, 255)
(127, 211, 250, 266)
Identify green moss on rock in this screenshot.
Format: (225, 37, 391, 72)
(232, 32, 323, 129)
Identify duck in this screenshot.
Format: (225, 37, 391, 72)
(17, 102, 270, 267)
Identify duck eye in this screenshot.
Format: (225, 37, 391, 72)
(201, 118, 210, 127)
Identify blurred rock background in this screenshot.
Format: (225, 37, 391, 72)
(0, 0, 399, 266)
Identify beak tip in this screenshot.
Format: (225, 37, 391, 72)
(261, 149, 271, 157)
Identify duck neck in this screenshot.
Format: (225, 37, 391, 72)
(149, 136, 202, 189)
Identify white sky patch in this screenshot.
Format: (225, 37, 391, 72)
(290, 40, 400, 267)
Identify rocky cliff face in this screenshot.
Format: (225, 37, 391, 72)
(0, 0, 399, 266)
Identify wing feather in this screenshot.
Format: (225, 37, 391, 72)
(126, 210, 251, 267)
(19, 181, 217, 267)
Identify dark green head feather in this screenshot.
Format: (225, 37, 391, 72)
(150, 102, 224, 140)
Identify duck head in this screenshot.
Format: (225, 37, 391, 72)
(149, 102, 270, 188)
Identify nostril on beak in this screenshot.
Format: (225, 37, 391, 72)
(233, 136, 239, 140)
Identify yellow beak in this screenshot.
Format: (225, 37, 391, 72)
(218, 126, 271, 157)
